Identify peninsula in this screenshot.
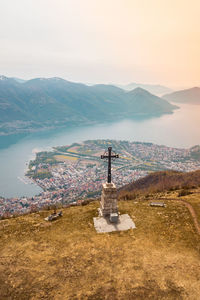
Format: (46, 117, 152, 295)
(1, 139, 200, 219)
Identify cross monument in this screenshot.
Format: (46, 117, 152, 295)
(99, 146, 119, 222)
(101, 146, 119, 183)
(93, 145, 136, 232)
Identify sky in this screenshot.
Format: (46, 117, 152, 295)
(0, 0, 200, 88)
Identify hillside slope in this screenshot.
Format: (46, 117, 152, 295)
(1, 194, 200, 299)
(0, 76, 177, 135)
(117, 82, 173, 96)
(163, 87, 200, 104)
(119, 170, 200, 194)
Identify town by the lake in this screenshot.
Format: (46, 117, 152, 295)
(1, 139, 200, 218)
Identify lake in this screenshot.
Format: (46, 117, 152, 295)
(0, 103, 200, 198)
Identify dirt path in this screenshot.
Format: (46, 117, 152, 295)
(158, 197, 200, 235)
(180, 199, 200, 235)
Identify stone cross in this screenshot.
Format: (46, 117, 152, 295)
(94, 146, 136, 229)
(101, 146, 119, 183)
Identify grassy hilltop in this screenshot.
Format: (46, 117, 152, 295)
(1, 188, 200, 299)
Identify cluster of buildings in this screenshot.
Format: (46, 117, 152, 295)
(124, 141, 200, 172)
(0, 188, 87, 219)
(1, 140, 200, 219)
(35, 162, 149, 196)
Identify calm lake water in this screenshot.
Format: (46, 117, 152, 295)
(0, 103, 200, 198)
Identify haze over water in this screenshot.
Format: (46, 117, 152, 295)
(0, 103, 199, 198)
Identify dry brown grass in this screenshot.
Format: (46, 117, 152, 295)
(119, 170, 200, 196)
(0, 192, 200, 299)
(181, 190, 200, 221)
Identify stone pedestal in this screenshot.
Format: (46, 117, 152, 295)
(99, 182, 118, 217)
(93, 214, 136, 233)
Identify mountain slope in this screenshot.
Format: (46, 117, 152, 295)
(117, 82, 173, 96)
(11, 77, 27, 83)
(1, 196, 200, 299)
(125, 87, 178, 114)
(119, 170, 200, 195)
(163, 87, 200, 104)
(0, 76, 177, 135)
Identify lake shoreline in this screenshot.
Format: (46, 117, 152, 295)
(0, 103, 199, 198)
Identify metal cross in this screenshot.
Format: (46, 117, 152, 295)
(101, 146, 119, 183)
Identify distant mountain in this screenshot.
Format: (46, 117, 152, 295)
(190, 145, 200, 160)
(162, 87, 200, 104)
(12, 77, 27, 83)
(124, 87, 177, 115)
(117, 82, 173, 96)
(0, 76, 177, 135)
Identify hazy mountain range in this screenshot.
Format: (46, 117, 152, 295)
(0, 75, 177, 135)
(117, 82, 173, 96)
(163, 87, 200, 104)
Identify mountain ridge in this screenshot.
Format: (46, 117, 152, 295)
(117, 82, 173, 96)
(1, 173, 200, 299)
(119, 170, 200, 196)
(162, 87, 200, 104)
(0, 76, 177, 135)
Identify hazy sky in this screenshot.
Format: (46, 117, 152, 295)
(0, 0, 200, 87)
